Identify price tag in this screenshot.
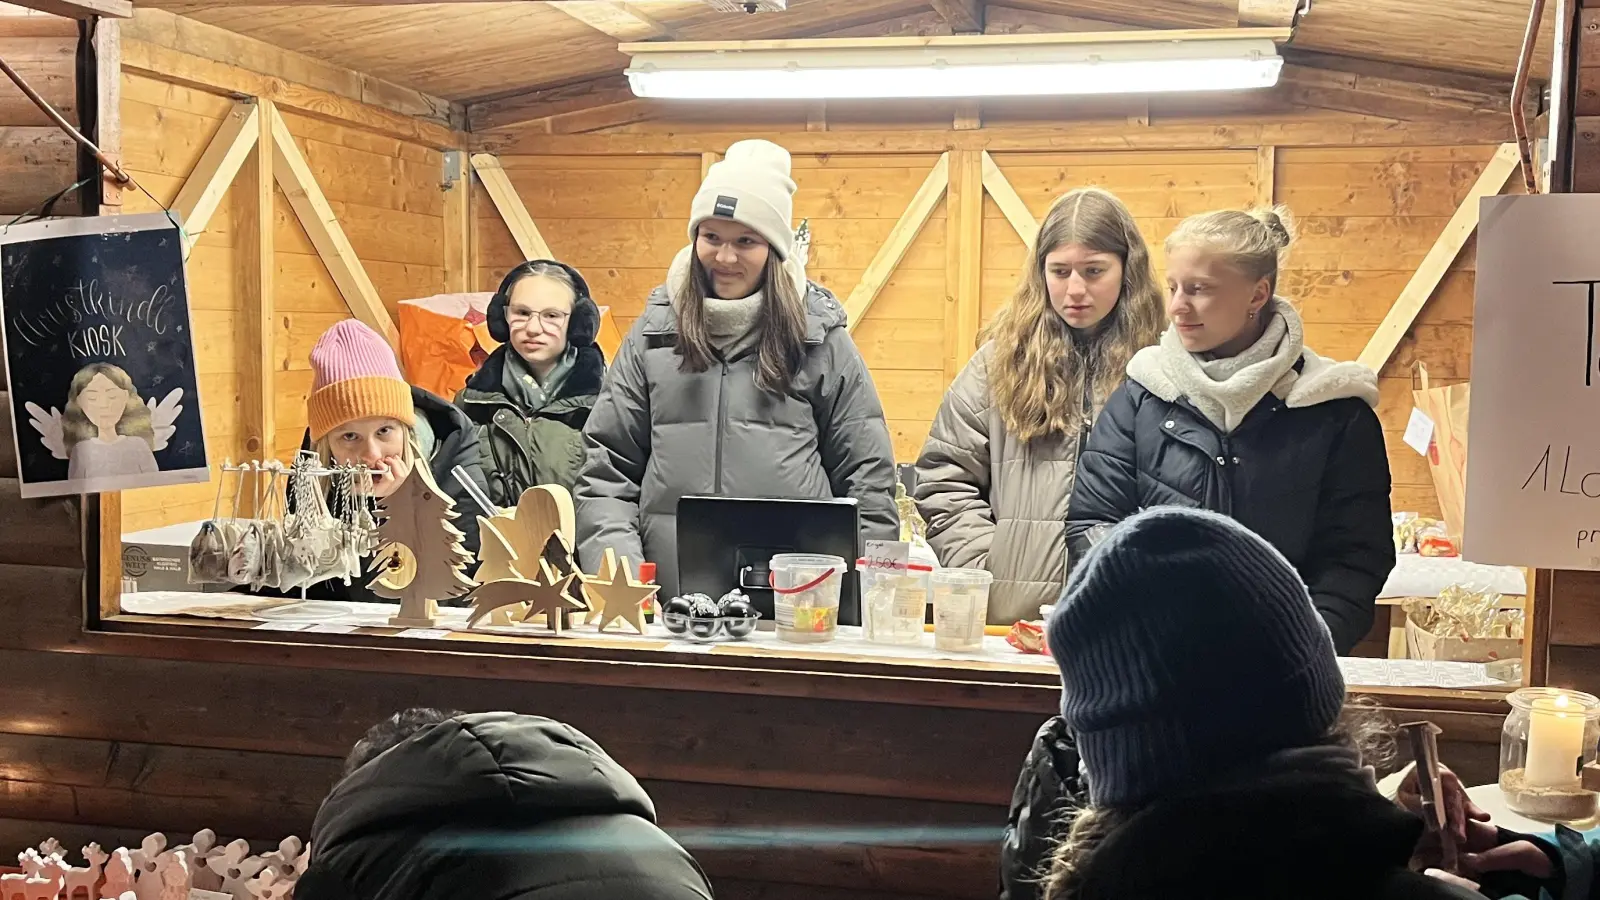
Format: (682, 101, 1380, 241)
(306, 623, 357, 634)
(1403, 407, 1436, 457)
(191, 890, 232, 900)
(395, 628, 451, 640)
(863, 540, 911, 570)
(253, 621, 310, 632)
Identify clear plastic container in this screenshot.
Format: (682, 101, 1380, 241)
(859, 556, 931, 646)
(770, 553, 845, 644)
(932, 568, 993, 652)
(1499, 687, 1600, 821)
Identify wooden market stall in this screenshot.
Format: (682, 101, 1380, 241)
(0, 1, 1595, 898)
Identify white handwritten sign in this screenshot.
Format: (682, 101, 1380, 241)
(1465, 194, 1600, 569)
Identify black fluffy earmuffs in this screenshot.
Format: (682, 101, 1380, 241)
(486, 259, 600, 349)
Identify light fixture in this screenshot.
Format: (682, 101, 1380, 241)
(623, 29, 1289, 101)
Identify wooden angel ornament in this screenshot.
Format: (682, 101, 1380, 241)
(368, 464, 477, 627)
(582, 548, 660, 635)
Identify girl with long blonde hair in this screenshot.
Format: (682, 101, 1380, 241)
(915, 186, 1164, 627)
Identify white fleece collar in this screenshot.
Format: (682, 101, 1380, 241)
(1126, 298, 1379, 433)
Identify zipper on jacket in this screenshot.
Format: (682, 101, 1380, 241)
(1218, 433, 1235, 517)
(714, 360, 729, 493)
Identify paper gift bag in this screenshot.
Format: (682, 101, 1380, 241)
(1412, 362, 1470, 537)
(397, 293, 500, 400)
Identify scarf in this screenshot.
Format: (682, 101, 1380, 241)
(502, 346, 576, 415)
(1125, 298, 1380, 433)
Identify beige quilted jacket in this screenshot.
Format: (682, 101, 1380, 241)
(914, 342, 1099, 624)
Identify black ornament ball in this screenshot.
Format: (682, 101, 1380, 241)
(721, 598, 757, 620)
(661, 596, 694, 634)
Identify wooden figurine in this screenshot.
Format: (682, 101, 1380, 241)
(259, 837, 301, 880)
(156, 851, 190, 900)
(213, 840, 266, 900)
(473, 521, 529, 625)
(582, 549, 659, 635)
(467, 559, 583, 633)
(37, 840, 63, 861)
(243, 870, 292, 900)
(368, 465, 477, 628)
(2, 853, 31, 900)
(131, 834, 168, 900)
(63, 843, 108, 900)
(100, 848, 136, 899)
(21, 856, 66, 900)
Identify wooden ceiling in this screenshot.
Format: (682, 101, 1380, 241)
(129, 0, 1550, 133)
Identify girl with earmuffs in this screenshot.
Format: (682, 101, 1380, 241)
(457, 260, 606, 507)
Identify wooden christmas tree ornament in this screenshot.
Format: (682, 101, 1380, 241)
(369, 466, 477, 628)
(582, 549, 660, 635)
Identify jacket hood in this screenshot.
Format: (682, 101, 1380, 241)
(459, 343, 606, 417)
(1071, 767, 1478, 900)
(637, 244, 845, 343)
(1126, 298, 1379, 417)
(411, 384, 475, 442)
(311, 712, 657, 857)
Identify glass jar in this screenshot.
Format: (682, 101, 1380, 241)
(1499, 687, 1600, 821)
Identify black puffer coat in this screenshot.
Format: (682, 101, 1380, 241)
(1000, 716, 1087, 900)
(296, 712, 715, 900)
(1065, 342, 1394, 655)
(1062, 763, 1484, 900)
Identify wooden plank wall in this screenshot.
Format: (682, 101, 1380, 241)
(118, 74, 448, 531)
(0, 6, 78, 217)
(484, 141, 1492, 517)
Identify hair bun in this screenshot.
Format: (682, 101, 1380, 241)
(1249, 205, 1297, 251)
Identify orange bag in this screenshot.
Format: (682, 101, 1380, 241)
(397, 293, 500, 400)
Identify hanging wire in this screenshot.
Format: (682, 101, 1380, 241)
(0, 50, 187, 239)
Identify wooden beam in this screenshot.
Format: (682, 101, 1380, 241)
(465, 75, 634, 132)
(954, 99, 982, 130)
(1255, 145, 1275, 207)
(806, 101, 827, 132)
(172, 101, 260, 259)
(470, 153, 553, 261)
(4, 0, 127, 19)
(539, 99, 656, 135)
(93, 17, 120, 207)
(983, 7, 1148, 34)
(701, 151, 720, 180)
(548, 1, 677, 41)
(477, 116, 1515, 155)
(980, 151, 1038, 248)
(945, 150, 983, 382)
(619, 28, 1295, 55)
(1280, 63, 1513, 124)
(122, 38, 465, 151)
(1357, 143, 1519, 373)
(845, 153, 949, 330)
(239, 99, 274, 460)
(124, 8, 456, 128)
(1237, 0, 1304, 28)
(930, 0, 984, 33)
(442, 149, 470, 293)
(268, 104, 397, 346)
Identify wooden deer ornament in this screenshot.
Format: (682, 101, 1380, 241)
(63, 843, 108, 900)
(21, 855, 67, 900)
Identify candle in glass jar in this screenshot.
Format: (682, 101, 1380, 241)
(1526, 693, 1586, 789)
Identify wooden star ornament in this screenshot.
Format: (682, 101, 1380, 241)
(583, 548, 660, 635)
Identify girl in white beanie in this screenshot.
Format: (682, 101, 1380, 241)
(575, 138, 900, 595)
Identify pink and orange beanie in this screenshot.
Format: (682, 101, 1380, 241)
(307, 319, 415, 442)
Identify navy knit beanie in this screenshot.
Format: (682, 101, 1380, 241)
(1048, 506, 1346, 807)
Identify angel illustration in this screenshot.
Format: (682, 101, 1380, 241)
(26, 362, 182, 480)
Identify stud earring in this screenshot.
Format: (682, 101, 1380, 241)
(1247, 310, 1256, 319)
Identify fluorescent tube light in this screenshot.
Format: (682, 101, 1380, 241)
(625, 33, 1285, 101)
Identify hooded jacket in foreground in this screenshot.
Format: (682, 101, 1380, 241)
(1063, 762, 1484, 900)
(575, 248, 900, 595)
(1064, 300, 1395, 654)
(296, 712, 715, 900)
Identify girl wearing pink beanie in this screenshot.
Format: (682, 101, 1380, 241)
(302, 318, 488, 561)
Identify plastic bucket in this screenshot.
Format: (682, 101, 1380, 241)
(770, 553, 846, 643)
(932, 568, 994, 652)
(859, 556, 932, 645)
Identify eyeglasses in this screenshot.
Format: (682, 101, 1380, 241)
(506, 308, 571, 330)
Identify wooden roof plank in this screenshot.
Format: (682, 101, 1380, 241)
(4, 0, 127, 19)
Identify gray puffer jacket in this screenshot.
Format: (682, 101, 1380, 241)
(575, 276, 900, 596)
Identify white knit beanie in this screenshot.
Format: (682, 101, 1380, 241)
(688, 139, 796, 260)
